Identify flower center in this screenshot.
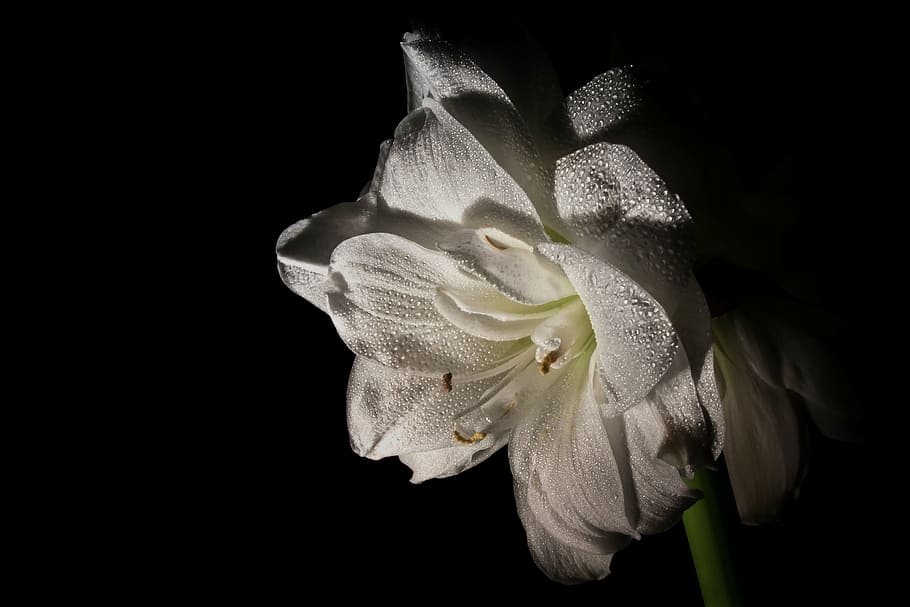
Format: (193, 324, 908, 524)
(448, 293, 595, 443)
(531, 298, 593, 374)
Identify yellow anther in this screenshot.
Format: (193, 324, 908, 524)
(453, 430, 487, 445)
(538, 351, 558, 375)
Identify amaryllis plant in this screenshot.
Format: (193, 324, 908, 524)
(275, 27, 850, 595)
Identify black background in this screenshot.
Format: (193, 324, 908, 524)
(209, 14, 900, 604)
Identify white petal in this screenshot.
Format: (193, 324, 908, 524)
(714, 315, 806, 524)
(438, 229, 575, 305)
(564, 67, 645, 144)
(552, 142, 694, 303)
(536, 243, 678, 413)
(442, 24, 564, 155)
(517, 508, 630, 584)
(276, 193, 455, 312)
(276, 138, 445, 311)
(399, 433, 510, 484)
(400, 34, 553, 221)
(509, 352, 639, 558)
(327, 233, 529, 376)
(436, 285, 557, 320)
(347, 356, 508, 460)
(589, 357, 701, 532)
(434, 288, 548, 341)
(551, 143, 717, 453)
(381, 99, 547, 244)
(621, 275, 725, 467)
(633, 348, 710, 472)
(508, 350, 698, 583)
(693, 348, 724, 458)
(453, 349, 547, 440)
(671, 277, 724, 459)
(619, 398, 700, 534)
(276, 200, 376, 312)
(359, 140, 391, 196)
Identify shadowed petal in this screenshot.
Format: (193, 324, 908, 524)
(636, 348, 711, 472)
(620, 398, 700, 534)
(668, 277, 725, 460)
(714, 314, 806, 524)
(406, 23, 564, 150)
(731, 297, 860, 441)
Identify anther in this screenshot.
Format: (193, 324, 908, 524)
(453, 430, 487, 445)
(538, 351, 558, 375)
(484, 234, 509, 250)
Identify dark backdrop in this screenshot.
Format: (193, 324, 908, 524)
(214, 14, 899, 604)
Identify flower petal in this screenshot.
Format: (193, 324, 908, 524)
(517, 508, 630, 584)
(276, 200, 376, 312)
(347, 356, 508, 460)
(277, 138, 443, 312)
(327, 233, 529, 376)
(564, 67, 646, 144)
(731, 297, 860, 441)
(536, 243, 678, 413)
(632, 348, 711, 472)
(399, 433, 510, 484)
(439, 23, 565, 156)
(552, 140, 718, 454)
(508, 349, 698, 583)
(453, 349, 549, 440)
(400, 34, 553, 219)
(380, 98, 547, 244)
(552, 142, 694, 303)
(359, 140, 391, 197)
(438, 229, 575, 305)
(509, 352, 639, 559)
(434, 288, 549, 341)
(670, 277, 725, 460)
(619, 399, 700, 534)
(714, 314, 807, 524)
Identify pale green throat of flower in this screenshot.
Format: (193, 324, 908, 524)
(444, 230, 595, 446)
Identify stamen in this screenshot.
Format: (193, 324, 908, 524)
(441, 372, 453, 393)
(531, 299, 593, 371)
(453, 430, 487, 445)
(538, 351, 559, 375)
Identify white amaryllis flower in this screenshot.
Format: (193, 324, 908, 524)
(276, 31, 722, 583)
(714, 297, 859, 524)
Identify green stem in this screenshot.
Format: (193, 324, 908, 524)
(683, 465, 742, 607)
